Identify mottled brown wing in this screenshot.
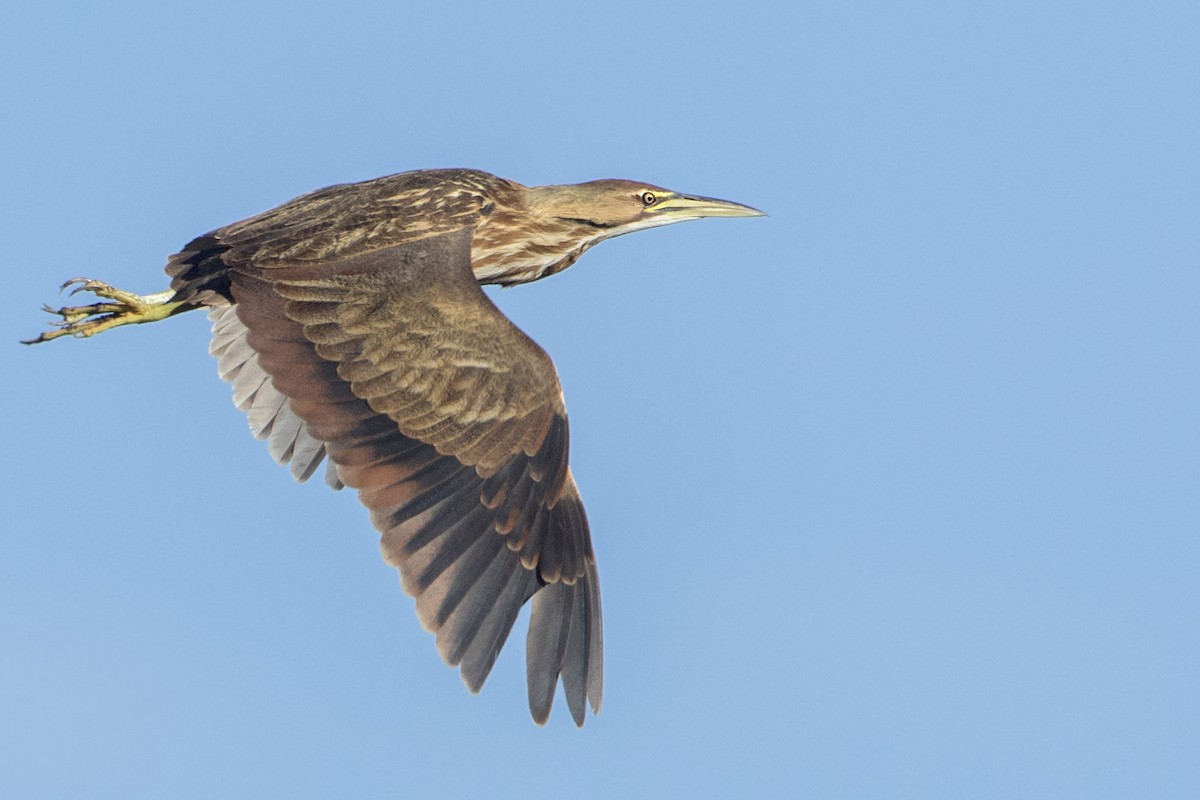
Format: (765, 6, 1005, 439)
(215, 170, 495, 264)
(227, 228, 602, 725)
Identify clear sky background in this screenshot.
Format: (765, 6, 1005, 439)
(2, 2, 1197, 798)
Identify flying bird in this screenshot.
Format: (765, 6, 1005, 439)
(25, 168, 764, 725)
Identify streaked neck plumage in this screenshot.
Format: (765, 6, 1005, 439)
(469, 185, 616, 286)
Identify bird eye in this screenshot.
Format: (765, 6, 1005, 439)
(640, 191, 657, 206)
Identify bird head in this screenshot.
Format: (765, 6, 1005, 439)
(527, 179, 765, 236)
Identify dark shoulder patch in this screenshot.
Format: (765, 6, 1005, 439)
(165, 234, 234, 305)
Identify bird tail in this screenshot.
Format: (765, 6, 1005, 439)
(165, 234, 234, 305)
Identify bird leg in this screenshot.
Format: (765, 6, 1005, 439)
(22, 278, 190, 345)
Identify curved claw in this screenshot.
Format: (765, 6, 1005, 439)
(60, 277, 92, 293)
(67, 278, 107, 298)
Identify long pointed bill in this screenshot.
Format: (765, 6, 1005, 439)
(650, 193, 767, 220)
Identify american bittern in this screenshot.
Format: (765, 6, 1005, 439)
(25, 168, 764, 725)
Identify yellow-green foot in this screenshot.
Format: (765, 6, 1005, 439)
(22, 278, 185, 345)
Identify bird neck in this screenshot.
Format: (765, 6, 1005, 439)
(469, 209, 607, 287)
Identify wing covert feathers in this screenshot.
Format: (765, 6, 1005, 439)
(205, 227, 602, 724)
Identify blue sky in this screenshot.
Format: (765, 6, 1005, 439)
(2, 2, 1197, 797)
